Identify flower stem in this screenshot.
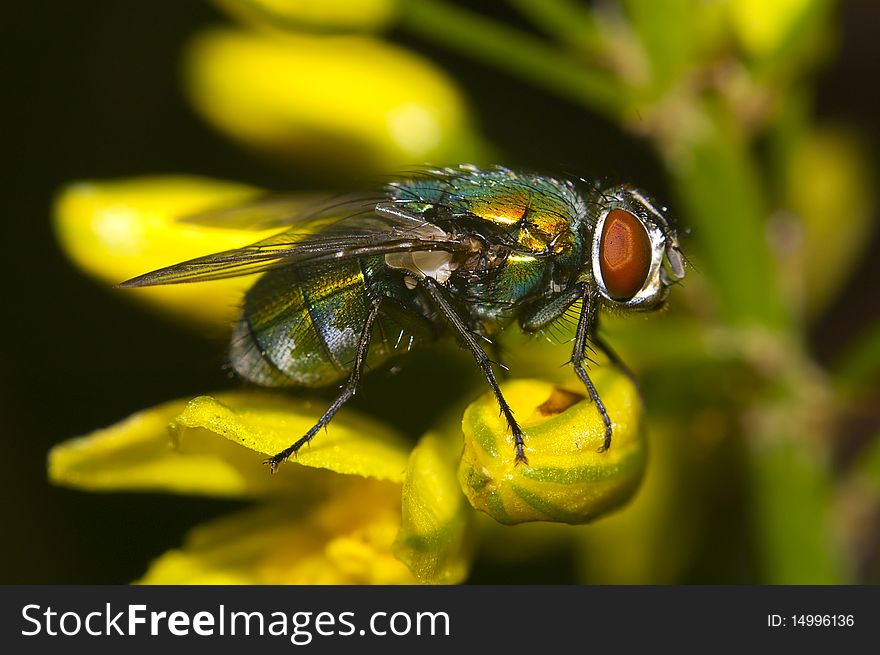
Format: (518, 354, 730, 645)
(505, 0, 602, 50)
(747, 433, 849, 583)
(398, 0, 625, 117)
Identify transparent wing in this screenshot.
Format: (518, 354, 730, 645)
(118, 195, 471, 288)
(179, 193, 379, 231)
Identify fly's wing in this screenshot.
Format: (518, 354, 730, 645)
(118, 194, 472, 288)
(179, 193, 379, 231)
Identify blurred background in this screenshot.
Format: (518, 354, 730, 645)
(3, 0, 879, 583)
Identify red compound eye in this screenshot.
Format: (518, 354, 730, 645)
(599, 209, 652, 301)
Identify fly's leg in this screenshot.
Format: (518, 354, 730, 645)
(264, 299, 381, 473)
(421, 277, 528, 465)
(572, 284, 613, 452)
(488, 339, 509, 379)
(518, 284, 582, 333)
(591, 329, 640, 396)
(522, 289, 639, 394)
(519, 285, 617, 451)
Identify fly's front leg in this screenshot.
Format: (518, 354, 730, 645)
(572, 284, 613, 452)
(421, 277, 528, 464)
(264, 299, 381, 473)
(521, 289, 638, 395)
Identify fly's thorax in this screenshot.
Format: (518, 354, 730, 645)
(587, 184, 685, 311)
(387, 165, 585, 259)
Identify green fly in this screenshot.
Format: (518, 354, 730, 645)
(120, 165, 685, 470)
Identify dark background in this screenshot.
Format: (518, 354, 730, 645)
(2, 1, 878, 583)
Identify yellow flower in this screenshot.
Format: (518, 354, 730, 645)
(183, 26, 485, 171)
(48, 385, 465, 584)
(53, 176, 271, 331)
(138, 481, 417, 585)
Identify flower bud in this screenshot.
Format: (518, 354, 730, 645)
(53, 176, 275, 331)
(184, 28, 482, 171)
(459, 375, 646, 524)
(393, 434, 473, 583)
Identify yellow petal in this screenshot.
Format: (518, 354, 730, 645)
(184, 27, 482, 170)
(172, 394, 410, 482)
(53, 176, 278, 331)
(49, 392, 409, 498)
(214, 0, 398, 32)
(393, 433, 474, 584)
(50, 396, 214, 496)
(139, 483, 416, 584)
(459, 375, 646, 525)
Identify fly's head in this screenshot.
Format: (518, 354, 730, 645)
(587, 184, 685, 311)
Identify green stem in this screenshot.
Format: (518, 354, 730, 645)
(505, 0, 603, 50)
(398, 0, 626, 117)
(747, 433, 849, 583)
(668, 119, 789, 329)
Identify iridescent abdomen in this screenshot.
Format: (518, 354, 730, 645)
(230, 258, 435, 388)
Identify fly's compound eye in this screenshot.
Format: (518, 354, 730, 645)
(598, 208, 652, 301)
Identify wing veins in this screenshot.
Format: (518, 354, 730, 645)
(117, 233, 469, 288)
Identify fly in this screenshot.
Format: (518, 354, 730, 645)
(119, 165, 686, 470)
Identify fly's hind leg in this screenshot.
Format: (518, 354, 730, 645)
(421, 277, 528, 464)
(264, 299, 381, 473)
